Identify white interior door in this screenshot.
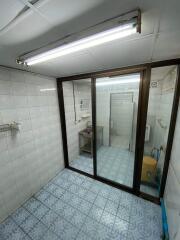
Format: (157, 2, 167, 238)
(110, 93, 134, 149)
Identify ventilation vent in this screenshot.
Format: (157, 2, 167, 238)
(151, 81, 158, 88)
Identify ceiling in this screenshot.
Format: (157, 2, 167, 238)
(0, 0, 180, 78)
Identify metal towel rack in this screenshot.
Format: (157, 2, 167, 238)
(0, 122, 20, 132)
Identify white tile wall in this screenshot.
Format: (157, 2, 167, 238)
(0, 67, 64, 222)
(164, 101, 180, 240)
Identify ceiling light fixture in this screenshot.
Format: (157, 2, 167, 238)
(17, 10, 141, 66)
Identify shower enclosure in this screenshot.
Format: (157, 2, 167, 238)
(57, 61, 180, 204)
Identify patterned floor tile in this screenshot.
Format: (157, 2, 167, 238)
(89, 205, 103, 222)
(113, 216, 129, 234)
(0, 217, 19, 240)
(70, 210, 87, 227)
(11, 207, 30, 225)
(70, 146, 158, 197)
(104, 200, 119, 215)
(75, 231, 92, 240)
(0, 168, 162, 240)
(83, 190, 97, 203)
(42, 229, 59, 240)
(20, 214, 39, 234)
(40, 210, 58, 227)
(28, 221, 47, 240)
(79, 199, 93, 215)
(8, 227, 28, 240)
(49, 217, 67, 237)
(94, 195, 108, 209)
(68, 195, 82, 208)
(61, 205, 76, 222)
(43, 195, 58, 209)
(24, 198, 41, 214)
(100, 211, 116, 229)
(61, 222, 79, 240)
(32, 204, 49, 220)
(95, 223, 113, 240)
(81, 217, 98, 237)
(117, 205, 131, 222)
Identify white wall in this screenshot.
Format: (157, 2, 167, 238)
(110, 93, 133, 138)
(63, 80, 92, 162)
(144, 84, 161, 154)
(0, 67, 64, 222)
(164, 100, 180, 240)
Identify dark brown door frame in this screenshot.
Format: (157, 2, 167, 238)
(133, 66, 151, 194)
(57, 81, 69, 168)
(57, 79, 95, 179)
(57, 58, 180, 204)
(91, 77, 97, 177)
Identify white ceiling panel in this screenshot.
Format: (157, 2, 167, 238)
(0, 0, 180, 77)
(159, 0, 180, 33)
(0, 11, 52, 45)
(0, 0, 24, 30)
(38, 0, 105, 26)
(87, 36, 154, 70)
(153, 31, 180, 61)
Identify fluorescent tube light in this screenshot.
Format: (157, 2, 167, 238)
(24, 22, 137, 66)
(96, 75, 140, 86)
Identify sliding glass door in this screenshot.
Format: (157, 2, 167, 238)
(58, 62, 179, 203)
(62, 79, 93, 175)
(95, 73, 141, 188)
(140, 65, 178, 197)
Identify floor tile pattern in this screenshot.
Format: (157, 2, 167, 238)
(97, 147, 134, 187)
(70, 146, 134, 186)
(70, 146, 158, 196)
(0, 169, 162, 240)
(70, 155, 93, 175)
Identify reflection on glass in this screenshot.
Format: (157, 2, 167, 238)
(63, 79, 93, 174)
(96, 73, 140, 187)
(140, 65, 177, 197)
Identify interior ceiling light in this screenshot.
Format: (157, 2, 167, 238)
(96, 74, 140, 86)
(17, 10, 141, 66)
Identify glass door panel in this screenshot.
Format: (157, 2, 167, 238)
(140, 65, 177, 197)
(96, 73, 141, 187)
(62, 79, 93, 175)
